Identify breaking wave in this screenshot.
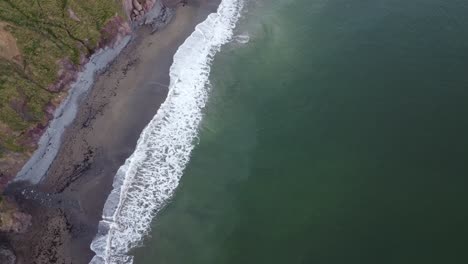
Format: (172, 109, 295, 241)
(89, 0, 243, 263)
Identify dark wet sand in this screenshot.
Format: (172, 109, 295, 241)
(6, 1, 220, 263)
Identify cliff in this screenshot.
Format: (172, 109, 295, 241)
(0, 0, 129, 190)
(0, 0, 165, 232)
(0, 0, 182, 236)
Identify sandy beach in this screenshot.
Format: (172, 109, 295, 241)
(5, 1, 220, 263)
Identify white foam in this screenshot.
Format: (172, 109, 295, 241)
(234, 33, 250, 44)
(89, 1, 243, 263)
(15, 36, 131, 184)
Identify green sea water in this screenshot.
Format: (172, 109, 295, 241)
(134, 0, 468, 263)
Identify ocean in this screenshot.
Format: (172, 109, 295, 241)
(95, 0, 468, 263)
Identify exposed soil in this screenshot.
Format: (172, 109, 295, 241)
(0, 23, 21, 64)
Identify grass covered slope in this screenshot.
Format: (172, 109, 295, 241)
(0, 0, 124, 158)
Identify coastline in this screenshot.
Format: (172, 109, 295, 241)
(90, 0, 242, 262)
(13, 0, 175, 187)
(14, 36, 131, 185)
(0, 5, 131, 192)
(4, 1, 221, 263)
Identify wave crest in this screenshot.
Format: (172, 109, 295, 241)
(89, 1, 243, 263)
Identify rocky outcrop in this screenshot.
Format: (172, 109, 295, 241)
(10, 13, 133, 191)
(67, 8, 81, 22)
(0, 153, 28, 192)
(0, 0, 137, 247)
(47, 0, 168, 97)
(0, 198, 31, 233)
(125, 0, 158, 21)
(98, 16, 132, 49)
(0, 246, 16, 264)
(0, 0, 167, 238)
(0, 22, 22, 65)
(47, 58, 80, 93)
(48, 15, 131, 94)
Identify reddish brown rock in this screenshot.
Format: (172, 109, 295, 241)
(0, 152, 27, 192)
(133, 0, 143, 11)
(0, 197, 31, 233)
(98, 16, 132, 49)
(144, 0, 158, 12)
(47, 58, 80, 93)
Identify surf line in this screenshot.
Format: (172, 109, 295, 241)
(90, 0, 244, 263)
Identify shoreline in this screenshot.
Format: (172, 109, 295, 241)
(5, 1, 221, 263)
(90, 0, 242, 262)
(13, 0, 176, 186)
(14, 36, 131, 185)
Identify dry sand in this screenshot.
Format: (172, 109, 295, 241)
(5, 1, 220, 263)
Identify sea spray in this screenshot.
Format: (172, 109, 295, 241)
(89, 0, 244, 263)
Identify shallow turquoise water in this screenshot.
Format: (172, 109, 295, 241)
(134, 0, 468, 263)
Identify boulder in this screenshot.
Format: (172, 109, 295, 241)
(133, 0, 143, 11)
(0, 198, 32, 233)
(0, 246, 16, 264)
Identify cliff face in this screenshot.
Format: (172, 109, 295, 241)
(0, 0, 135, 235)
(0, 0, 174, 235)
(0, 0, 131, 191)
(0, 197, 31, 233)
(0, 0, 175, 192)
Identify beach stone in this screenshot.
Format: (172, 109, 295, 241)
(0, 247, 16, 264)
(133, 0, 143, 11)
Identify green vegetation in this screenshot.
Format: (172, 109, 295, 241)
(0, 0, 124, 155)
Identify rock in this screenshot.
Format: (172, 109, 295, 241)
(123, 0, 134, 18)
(0, 22, 22, 65)
(97, 16, 131, 49)
(0, 197, 31, 233)
(133, 0, 143, 11)
(0, 153, 27, 192)
(133, 9, 140, 16)
(67, 8, 81, 22)
(47, 58, 79, 92)
(0, 247, 16, 264)
(143, 0, 157, 12)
